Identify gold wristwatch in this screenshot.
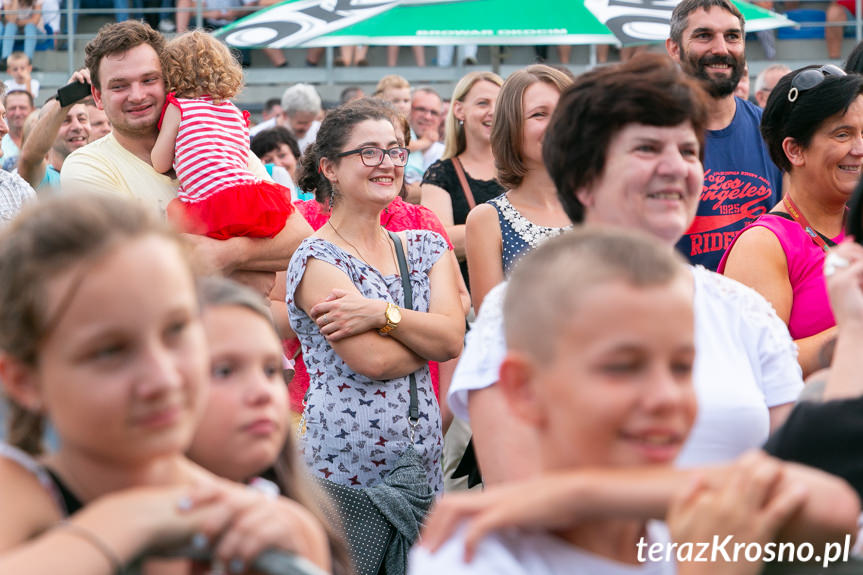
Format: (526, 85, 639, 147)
(378, 302, 402, 335)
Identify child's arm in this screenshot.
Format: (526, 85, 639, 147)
(420, 455, 860, 561)
(150, 103, 180, 174)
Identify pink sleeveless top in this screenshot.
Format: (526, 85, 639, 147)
(718, 213, 842, 340)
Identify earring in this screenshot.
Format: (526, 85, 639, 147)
(458, 119, 464, 127)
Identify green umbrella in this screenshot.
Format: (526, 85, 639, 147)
(324, 0, 615, 46)
(216, 0, 792, 49)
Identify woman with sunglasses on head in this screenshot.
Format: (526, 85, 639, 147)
(288, 100, 465, 572)
(719, 65, 863, 378)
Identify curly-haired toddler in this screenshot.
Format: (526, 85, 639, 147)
(152, 30, 293, 240)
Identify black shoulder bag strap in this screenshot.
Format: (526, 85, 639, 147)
(387, 230, 420, 437)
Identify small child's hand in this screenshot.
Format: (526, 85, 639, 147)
(415, 132, 439, 152)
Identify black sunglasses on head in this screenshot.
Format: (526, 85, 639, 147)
(787, 64, 846, 103)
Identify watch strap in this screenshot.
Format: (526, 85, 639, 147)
(379, 303, 398, 335)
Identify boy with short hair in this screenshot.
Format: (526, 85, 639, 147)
(3, 52, 38, 98)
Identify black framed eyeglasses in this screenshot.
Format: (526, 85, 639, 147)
(788, 64, 846, 103)
(336, 146, 410, 167)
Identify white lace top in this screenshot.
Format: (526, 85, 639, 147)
(675, 266, 802, 466)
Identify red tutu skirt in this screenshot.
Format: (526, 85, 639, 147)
(168, 180, 293, 240)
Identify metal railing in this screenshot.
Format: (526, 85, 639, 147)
(771, 0, 863, 42)
(1, 0, 862, 78)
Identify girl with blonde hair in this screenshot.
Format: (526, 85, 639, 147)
(421, 71, 504, 287)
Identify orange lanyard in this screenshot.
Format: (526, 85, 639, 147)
(782, 195, 833, 253)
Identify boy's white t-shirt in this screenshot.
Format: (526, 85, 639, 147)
(409, 521, 675, 575)
(4, 78, 40, 99)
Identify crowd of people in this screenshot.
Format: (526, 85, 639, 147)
(2, 0, 863, 574)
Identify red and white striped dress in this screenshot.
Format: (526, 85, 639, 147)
(164, 93, 292, 240)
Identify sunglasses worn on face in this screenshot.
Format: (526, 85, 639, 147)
(336, 146, 410, 167)
(788, 64, 846, 103)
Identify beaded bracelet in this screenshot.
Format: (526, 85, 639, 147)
(57, 520, 122, 573)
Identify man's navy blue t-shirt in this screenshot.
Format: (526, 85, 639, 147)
(676, 97, 783, 270)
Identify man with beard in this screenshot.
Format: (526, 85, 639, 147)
(666, 0, 782, 270)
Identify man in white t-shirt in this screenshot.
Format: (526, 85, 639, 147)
(61, 21, 311, 286)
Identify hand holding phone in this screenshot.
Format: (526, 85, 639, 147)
(55, 81, 92, 108)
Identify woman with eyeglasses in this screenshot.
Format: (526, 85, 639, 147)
(287, 100, 465, 571)
(719, 64, 863, 378)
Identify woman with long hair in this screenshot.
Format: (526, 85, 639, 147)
(421, 71, 504, 288)
(189, 276, 352, 575)
(464, 65, 573, 310)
